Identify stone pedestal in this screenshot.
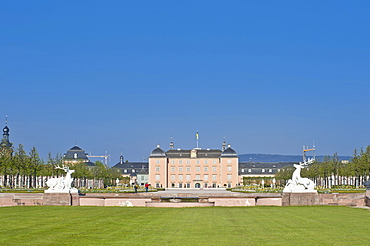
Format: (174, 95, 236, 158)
(43, 193, 71, 206)
(366, 190, 370, 207)
(282, 192, 319, 206)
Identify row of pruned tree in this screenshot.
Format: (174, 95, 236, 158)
(275, 146, 370, 188)
(0, 144, 122, 189)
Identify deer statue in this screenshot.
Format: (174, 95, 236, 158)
(46, 164, 77, 193)
(283, 158, 316, 192)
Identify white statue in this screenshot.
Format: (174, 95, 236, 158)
(283, 158, 316, 193)
(45, 164, 79, 193)
(119, 200, 134, 207)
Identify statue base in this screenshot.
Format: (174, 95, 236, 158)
(283, 186, 317, 193)
(282, 192, 319, 206)
(45, 188, 79, 194)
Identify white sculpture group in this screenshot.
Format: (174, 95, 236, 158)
(283, 158, 316, 193)
(45, 164, 79, 193)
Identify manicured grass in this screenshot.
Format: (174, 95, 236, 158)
(0, 206, 369, 245)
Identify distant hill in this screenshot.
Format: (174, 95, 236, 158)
(238, 153, 352, 163)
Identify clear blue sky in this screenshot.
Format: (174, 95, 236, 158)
(1, 1, 369, 164)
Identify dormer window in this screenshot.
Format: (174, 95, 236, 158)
(191, 149, 197, 158)
(73, 153, 77, 159)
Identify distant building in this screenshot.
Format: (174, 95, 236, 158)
(112, 155, 148, 185)
(238, 162, 295, 183)
(63, 145, 95, 166)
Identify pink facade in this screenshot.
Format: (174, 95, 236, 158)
(148, 145, 239, 189)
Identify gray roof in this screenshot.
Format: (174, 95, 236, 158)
(138, 167, 149, 174)
(112, 161, 149, 175)
(63, 145, 89, 160)
(166, 149, 222, 158)
(150, 146, 166, 157)
(238, 162, 295, 175)
(85, 161, 96, 167)
(221, 147, 237, 157)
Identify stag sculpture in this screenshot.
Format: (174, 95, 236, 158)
(283, 158, 316, 193)
(45, 164, 78, 193)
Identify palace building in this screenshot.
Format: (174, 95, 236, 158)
(111, 139, 295, 188)
(148, 141, 239, 189)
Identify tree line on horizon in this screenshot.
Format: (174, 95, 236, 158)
(275, 146, 370, 188)
(0, 144, 122, 189)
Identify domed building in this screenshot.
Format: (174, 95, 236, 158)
(63, 145, 95, 166)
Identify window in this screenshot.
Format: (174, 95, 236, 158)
(186, 167, 191, 172)
(178, 175, 183, 180)
(227, 175, 232, 180)
(204, 167, 208, 172)
(278, 169, 281, 172)
(227, 166, 232, 172)
(155, 175, 160, 180)
(141, 176, 144, 180)
(241, 169, 244, 172)
(262, 169, 265, 173)
(196, 166, 200, 172)
(204, 160, 208, 164)
(196, 160, 200, 164)
(248, 169, 252, 173)
(124, 169, 127, 173)
(212, 167, 217, 172)
(171, 175, 175, 180)
(186, 174, 191, 180)
(156, 160, 160, 164)
(171, 160, 175, 164)
(195, 175, 200, 180)
(171, 167, 175, 172)
(132, 169, 135, 173)
(186, 160, 190, 164)
(204, 174, 209, 180)
(227, 183, 232, 188)
(186, 183, 190, 188)
(178, 167, 183, 172)
(212, 175, 217, 180)
(269, 169, 272, 173)
(179, 183, 183, 188)
(155, 167, 160, 172)
(155, 183, 160, 188)
(213, 160, 217, 164)
(227, 159, 232, 164)
(178, 160, 182, 164)
(73, 153, 77, 159)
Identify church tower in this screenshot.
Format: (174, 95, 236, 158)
(0, 116, 13, 155)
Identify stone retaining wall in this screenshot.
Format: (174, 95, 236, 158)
(0, 192, 368, 207)
(0, 193, 78, 206)
(282, 192, 366, 206)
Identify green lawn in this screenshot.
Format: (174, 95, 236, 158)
(0, 206, 369, 246)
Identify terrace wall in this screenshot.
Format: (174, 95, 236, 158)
(0, 192, 368, 207)
(282, 192, 366, 206)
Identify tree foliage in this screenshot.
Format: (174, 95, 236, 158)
(0, 146, 122, 189)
